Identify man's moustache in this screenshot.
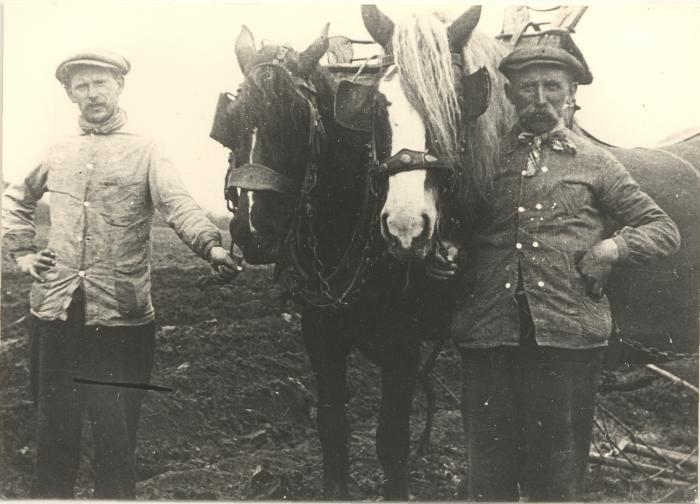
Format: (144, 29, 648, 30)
(522, 109, 557, 121)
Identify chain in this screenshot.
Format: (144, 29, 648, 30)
(290, 144, 381, 309)
(612, 326, 698, 363)
(618, 335, 698, 362)
(301, 195, 382, 308)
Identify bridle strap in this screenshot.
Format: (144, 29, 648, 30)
(227, 163, 299, 194)
(372, 148, 453, 178)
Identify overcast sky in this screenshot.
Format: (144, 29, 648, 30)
(3, 1, 700, 214)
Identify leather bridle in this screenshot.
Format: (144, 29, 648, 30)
(224, 62, 324, 211)
(220, 49, 489, 309)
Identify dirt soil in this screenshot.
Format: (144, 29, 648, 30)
(1, 226, 697, 501)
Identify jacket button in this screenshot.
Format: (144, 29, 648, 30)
(532, 241, 540, 248)
(541, 166, 549, 173)
(535, 203, 543, 210)
(537, 280, 545, 287)
(505, 282, 512, 289)
(515, 243, 523, 250)
(517, 206, 525, 213)
(83, 201, 90, 207)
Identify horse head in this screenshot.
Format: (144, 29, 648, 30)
(359, 5, 513, 261)
(226, 24, 331, 264)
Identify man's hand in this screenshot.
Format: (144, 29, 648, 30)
(208, 245, 244, 282)
(575, 239, 619, 300)
(16, 248, 56, 282)
(426, 241, 461, 280)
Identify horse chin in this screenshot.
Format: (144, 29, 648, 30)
(387, 240, 432, 263)
(233, 234, 281, 265)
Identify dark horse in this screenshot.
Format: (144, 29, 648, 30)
(211, 17, 489, 499)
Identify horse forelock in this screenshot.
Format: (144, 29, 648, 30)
(239, 58, 311, 145)
(393, 17, 515, 211)
(393, 14, 461, 170)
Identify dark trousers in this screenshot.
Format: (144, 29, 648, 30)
(459, 289, 603, 501)
(29, 288, 155, 498)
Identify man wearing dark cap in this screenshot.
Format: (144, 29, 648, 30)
(2, 50, 242, 498)
(429, 30, 680, 500)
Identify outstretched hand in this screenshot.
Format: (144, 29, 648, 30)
(208, 245, 245, 283)
(16, 248, 56, 282)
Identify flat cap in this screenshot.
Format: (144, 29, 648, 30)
(499, 29, 592, 85)
(56, 50, 130, 84)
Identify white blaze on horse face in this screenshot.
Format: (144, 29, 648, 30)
(379, 67, 438, 253)
(247, 127, 258, 235)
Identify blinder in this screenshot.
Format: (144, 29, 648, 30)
(334, 57, 490, 134)
(334, 79, 377, 133)
(461, 66, 491, 121)
(210, 91, 241, 150)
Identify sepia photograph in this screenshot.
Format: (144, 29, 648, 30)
(2, 1, 698, 500)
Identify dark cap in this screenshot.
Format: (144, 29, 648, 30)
(499, 28, 592, 85)
(56, 50, 130, 85)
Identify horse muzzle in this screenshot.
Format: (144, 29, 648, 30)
(381, 211, 434, 262)
(230, 215, 281, 265)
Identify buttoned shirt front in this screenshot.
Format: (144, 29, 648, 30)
(2, 118, 222, 326)
(451, 126, 681, 349)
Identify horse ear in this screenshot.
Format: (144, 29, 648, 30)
(300, 23, 330, 76)
(235, 25, 256, 74)
(361, 5, 394, 49)
(447, 5, 482, 53)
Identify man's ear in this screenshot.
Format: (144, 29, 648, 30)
(115, 74, 125, 94)
(569, 81, 578, 96)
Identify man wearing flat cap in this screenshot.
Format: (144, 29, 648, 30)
(2, 50, 242, 498)
(429, 29, 680, 501)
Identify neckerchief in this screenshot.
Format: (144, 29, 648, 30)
(79, 108, 127, 135)
(517, 127, 577, 177)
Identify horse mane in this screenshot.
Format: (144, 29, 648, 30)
(460, 31, 516, 206)
(392, 14, 516, 210)
(393, 15, 462, 170)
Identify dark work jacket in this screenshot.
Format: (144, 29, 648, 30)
(451, 127, 681, 349)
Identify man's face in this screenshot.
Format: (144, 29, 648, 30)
(66, 66, 123, 124)
(506, 65, 577, 134)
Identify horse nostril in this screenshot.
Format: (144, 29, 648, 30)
(380, 212, 390, 237)
(414, 212, 432, 245)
